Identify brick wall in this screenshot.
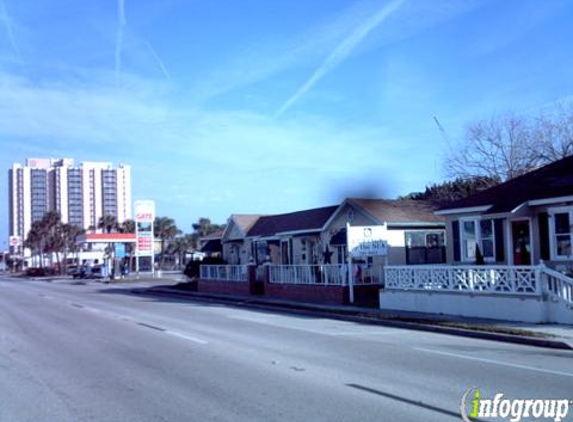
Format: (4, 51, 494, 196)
(265, 283, 380, 306)
(353, 284, 380, 308)
(265, 283, 347, 305)
(198, 280, 251, 296)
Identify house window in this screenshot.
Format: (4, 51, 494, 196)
(462, 220, 477, 260)
(460, 218, 495, 262)
(549, 207, 572, 259)
(253, 241, 269, 264)
(405, 231, 445, 248)
(480, 220, 494, 259)
(405, 230, 446, 264)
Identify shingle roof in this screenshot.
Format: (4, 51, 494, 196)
(438, 155, 573, 214)
(348, 198, 444, 223)
(247, 206, 339, 237)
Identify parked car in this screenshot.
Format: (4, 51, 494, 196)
(72, 264, 104, 279)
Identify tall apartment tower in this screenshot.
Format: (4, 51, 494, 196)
(8, 158, 132, 251)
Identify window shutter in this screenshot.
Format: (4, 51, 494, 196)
(538, 212, 550, 261)
(494, 219, 505, 263)
(452, 220, 461, 262)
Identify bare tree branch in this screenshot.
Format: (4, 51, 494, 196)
(444, 103, 573, 183)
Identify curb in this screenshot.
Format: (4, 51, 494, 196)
(139, 287, 573, 351)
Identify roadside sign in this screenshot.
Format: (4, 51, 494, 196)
(347, 225, 388, 257)
(114, 243, 126, 259)
(135, 200, 155, 257)
(134, 199, 155, 276)
(9, 236, 20, 247)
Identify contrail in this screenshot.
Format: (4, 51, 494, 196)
(0, 0, 23, 63)
(275, 0, 406, 118)
(115, 0, 126, 81)
(144, 40, 171, 81)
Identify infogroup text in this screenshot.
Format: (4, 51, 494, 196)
(460, 388, 571, 422)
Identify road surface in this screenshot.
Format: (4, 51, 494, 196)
(1, 276, 571, 422)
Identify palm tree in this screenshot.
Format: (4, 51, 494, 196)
(25, 211, 62, 268)
(167, 234, 194, 269)
(191, 217, 225, 249)
(25, 220, 44, 267)
(60, 224, 84, 274)
(154, 217, 181, 269)
(119, 219, 136, 234)
(98, 214, 118, 234)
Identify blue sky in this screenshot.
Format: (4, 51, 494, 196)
(1, 0, 573, 243)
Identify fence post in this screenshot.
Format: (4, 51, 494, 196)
(535, 264, 543, 296)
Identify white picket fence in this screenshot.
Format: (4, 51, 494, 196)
(384, 265, 540, 295)
(268, 264, 383, 286)
(385, 264, 573, 306)
(199, 265, 248, 282)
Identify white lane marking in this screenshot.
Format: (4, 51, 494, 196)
(166, 331, 208, 345)
(415, 347, 573, 378)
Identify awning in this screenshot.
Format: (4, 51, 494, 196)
(201, 239, 222, 253)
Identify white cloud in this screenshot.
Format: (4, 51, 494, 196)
(275, 0, 406, 117)
(0, 69, 407, 177)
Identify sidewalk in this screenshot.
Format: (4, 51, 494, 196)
(142, 283, 573, 351)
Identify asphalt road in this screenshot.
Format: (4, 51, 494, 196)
(1, 276, 572, 422)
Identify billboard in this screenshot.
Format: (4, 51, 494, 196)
(347, 225, 388, 257)
(134, 200, 155, 257)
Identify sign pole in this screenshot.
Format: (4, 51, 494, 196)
(346, 222, 354, 304)
(347, 223, 389, 302)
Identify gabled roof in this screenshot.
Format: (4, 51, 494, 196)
(247, 205, 339, 238)
(346, 198, 444, 224)
(437, 155, 573, 215)
(233, 215, 261, 233)
(222, 214, 262, 239)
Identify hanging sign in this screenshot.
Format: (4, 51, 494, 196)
(347, 225, 388, 257)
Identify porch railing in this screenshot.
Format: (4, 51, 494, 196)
(200, 265, 248, 282)
(268, 264, 382, 286)
(540, 267, 573, 305)
(384, 265, 541, 296)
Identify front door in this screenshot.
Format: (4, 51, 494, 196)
(511, 220, 531, 265)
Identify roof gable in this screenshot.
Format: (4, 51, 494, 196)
(222, 214, 261, 240)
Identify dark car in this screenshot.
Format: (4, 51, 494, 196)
(73, 264, 103, 279)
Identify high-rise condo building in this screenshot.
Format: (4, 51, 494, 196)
(8, 158, 132, 252)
